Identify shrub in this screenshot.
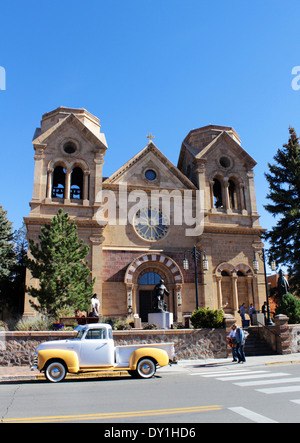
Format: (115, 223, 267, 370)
(275, 293, 300, 324)
(15, 315, 54, 331)
(0, 321, 8, 331)
(143, 323, 159, 330)
(190, 308, 224, 329)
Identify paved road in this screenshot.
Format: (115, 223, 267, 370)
(2, 361, 300, 425)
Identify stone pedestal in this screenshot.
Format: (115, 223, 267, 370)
(148, 312, 173, 329)
(252, 313, 265, 326)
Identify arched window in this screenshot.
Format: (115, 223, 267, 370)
(139, 272, 162, 285)
(213, 178, 223, 208)
(70, 167, 83, 199)
(237, 270, 246, 277)
(52, 166, 65, 198)
(221, 270, 231, 277)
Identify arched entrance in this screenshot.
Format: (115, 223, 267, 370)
(215, 263, 256, 315)
(124, 254, 183, 323)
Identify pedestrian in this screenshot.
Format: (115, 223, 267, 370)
(235, 325, 246, 363)
(90, 293, 100, 317)
(228, 324, 238, 362)
(239, 303, 246, 327)
(248, 304, 256, 325)
(262, 301, 268, 325)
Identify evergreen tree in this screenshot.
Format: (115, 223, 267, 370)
(0, 206, 15, 280)
(264, 127, 300, 295)
(8, 223, 28, 315)
(26, 209, 94, 317)
(0, 206, 16, 316)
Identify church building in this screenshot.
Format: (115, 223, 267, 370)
(24, 107, 266, 324)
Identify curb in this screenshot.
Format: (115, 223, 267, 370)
(0, 370, 131, 383)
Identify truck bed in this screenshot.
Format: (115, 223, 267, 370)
(115, 343, 174, 367)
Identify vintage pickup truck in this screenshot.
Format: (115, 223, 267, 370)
(32, 323, 176, 383)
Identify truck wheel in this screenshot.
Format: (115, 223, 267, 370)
(45, 361, 67, 383)
(136, 358, 156, 379)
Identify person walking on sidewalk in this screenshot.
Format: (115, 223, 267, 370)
(235, 325, 246, 364)
(228, 324, 238, 362)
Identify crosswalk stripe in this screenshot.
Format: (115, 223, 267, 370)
(290, 399, 300, 405)
(200, 370, 263, 378)
(257, 385, 300, 394)
(217, 372, 290, 382)
(228, 407, 278, 423)
(190, 369, 249, 376)
(235, 377, 300, 387)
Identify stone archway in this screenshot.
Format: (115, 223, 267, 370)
(124, 253, 183, 322)
(215, 262, 255, 315)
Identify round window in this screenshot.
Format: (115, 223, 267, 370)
(63, 142, 77, 154)
(219, 156, 231, 169)
(134, 207, 169, 242)
(145, 169, 157, 181)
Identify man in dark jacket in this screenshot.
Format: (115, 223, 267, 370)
(235, 326, 246, 363)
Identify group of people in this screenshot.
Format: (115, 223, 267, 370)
(239, 302, 271, 326)
(228, 324, 247, 363)
(74, 294, 100, 319)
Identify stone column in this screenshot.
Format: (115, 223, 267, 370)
(247, 169, 258, 216)
(31, 144, 46, 202)
(232, 273, 239, 312)
(223, 179, 231, 213)
(274, 314, 291, 355)
(175, 284, 183, 323)
(216, 275, 223, 309)
(83, 170, 89, 205)
(46, 168, 53, 202)
(64, 168, 71, 203)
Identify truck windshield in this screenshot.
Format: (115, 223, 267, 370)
(75, 329, 85, 340)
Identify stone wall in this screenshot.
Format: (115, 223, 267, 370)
(0, 327, 229, 367)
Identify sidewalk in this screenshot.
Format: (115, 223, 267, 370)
(1, 354, 300, 382)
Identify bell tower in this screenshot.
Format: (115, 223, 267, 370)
(24, 107, 108, 317)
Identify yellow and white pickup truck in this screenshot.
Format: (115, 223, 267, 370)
(32, 323, 176, 383)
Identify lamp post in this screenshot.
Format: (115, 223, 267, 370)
(183, 246, 209, 310)
(253, 249, 276, 326)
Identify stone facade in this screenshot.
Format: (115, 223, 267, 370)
(24, 108, 266, 323)
(0, 328, 229, 367)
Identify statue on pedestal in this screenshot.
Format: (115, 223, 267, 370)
(278, 269, 290, 299)
(153, 279, 169, 313)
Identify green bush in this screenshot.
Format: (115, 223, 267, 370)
(275, 293, 300, 324)
(15, 316, 54, 331)
(190, 308, 224, 329)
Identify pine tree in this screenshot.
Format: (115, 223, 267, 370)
(264, 127, 300, 295)
(0, 206, 16, 313)
(0, 206, 15, 280)
(26, 209, 94, 317)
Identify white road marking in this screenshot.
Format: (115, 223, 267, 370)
(290, 399, 300, 405)
(190, 369, 249, 376)
(228, 407, 278, 423)
(257, 385, 300, 394)
(235, 377, 300, 387)
(217, 372, 290, 381)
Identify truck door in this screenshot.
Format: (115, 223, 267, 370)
(79, 328, 114, 367)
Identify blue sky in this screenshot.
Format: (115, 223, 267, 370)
(0, 0, 300, 238)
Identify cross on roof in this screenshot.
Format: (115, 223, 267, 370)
(146, 133, 155, 143)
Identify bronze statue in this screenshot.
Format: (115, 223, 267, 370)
(278, 269, 290, 299)
(153, 279, 169, 313)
